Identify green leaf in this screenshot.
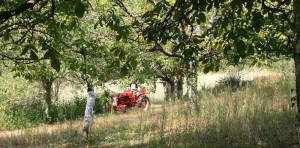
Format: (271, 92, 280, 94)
(94, 22, 98, 29)
(252, 11, 263, 33)
(248, 44, 254, 55)
(285, 0, 291, 4)
(207, 1, 213, 11)
(222, 17, 229, 28)
(70, 62, 79, 70)
(233, 55, 240, 64)
(200, 1, 207, 10)
(121, 66, 128, 75)
(75, 1, 85, 18)
(235, 40, 246, 55)
(51, 56, 61, 72)
(43, 50, 51, 59)
(130, 60, 138, 69)
(173, 12, 180, 21)
(21, 46, 29, 56)
(203, 64, 212, 74)
(246, 0, 254, 11)
(198, 12, 206, 23)
(223, 44, 231, 55)
(30, 50, 39, 60)
(114, 60, 120, 67)
(4, 32, 9, 41)
(116, 34, 122, 41)
(132, 20, 140, 27)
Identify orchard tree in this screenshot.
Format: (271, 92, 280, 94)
(0, 0, 105, 138)
(106, 0, 294, 110)
(99, 0, 221, 108)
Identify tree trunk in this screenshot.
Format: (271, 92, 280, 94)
(161, 77, 174, 102)
(173, 76, 178, 101)
(83, 85, 95, 139)
(177, 76, 183, 99)
(187, 60, 197, 108)
(42, 78, 54, 122)
(53, 78, 63, 101)
(163, 81, 170, 102)
(294, 0, 300, 125)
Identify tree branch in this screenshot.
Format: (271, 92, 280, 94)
(0, 0, 42, 24)
(261, 0, 293, 27)
(115, 0, 138, 20)
(0, 52, 48, 64)
(149, 44, 183, 59)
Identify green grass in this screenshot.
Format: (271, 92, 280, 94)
(0, 94, 107, 130)
(0, 73, 298, 147)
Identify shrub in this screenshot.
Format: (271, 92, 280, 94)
(0, 93, 108, 130)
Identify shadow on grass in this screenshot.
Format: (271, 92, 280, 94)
(132, 110, 299, 148)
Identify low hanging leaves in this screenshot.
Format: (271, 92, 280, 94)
(121, 66, 128, 75)
(4, 31, 10, 41)
(30, 50, 39, 60)
(50, 56, 61, 72)
(44, 48, 60, 72)
(21, 46, 30, 56)
(75, 1, 85, 18)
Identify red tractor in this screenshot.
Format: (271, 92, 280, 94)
(104, 87, 150, 112)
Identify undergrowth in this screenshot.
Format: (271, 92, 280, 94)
(0, 95, 107, 130)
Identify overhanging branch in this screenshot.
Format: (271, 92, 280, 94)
(0, 0, 42, 24)
(262, 0, 293, 27)
(150, 44, 183, 59)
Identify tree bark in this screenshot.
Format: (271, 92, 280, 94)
(162, 75, 183, 102)
(173, 76, 178, 101)
(162, 81, 171, 102)
(177, 76, 183, 99)
(0, 0, 42, 24)
(53, 78, 63, 101)
(83, 85, 95, 139)
(187, 60, 197, 108)
(42, 78, 54, 122)
(294, 0, 300, 125)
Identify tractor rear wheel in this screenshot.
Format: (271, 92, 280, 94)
(140, 95, 150, 111)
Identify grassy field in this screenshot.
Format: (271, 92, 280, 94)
(0, 72, 298, 147)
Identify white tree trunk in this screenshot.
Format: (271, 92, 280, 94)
(83, 88, 94, 137)
(42, 79, 53, 121)
(44, 101, 49, 119)
(173, 76, 178, 101)
(187, 60, 196, 108)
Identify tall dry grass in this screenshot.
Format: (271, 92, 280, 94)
(0, 74, 298, 147)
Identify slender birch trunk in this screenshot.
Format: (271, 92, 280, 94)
(42, 78, 53, 122)
(187, 60, 196, 108)
(173, 76, 178, 101)
(83, 86, 94, 138)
